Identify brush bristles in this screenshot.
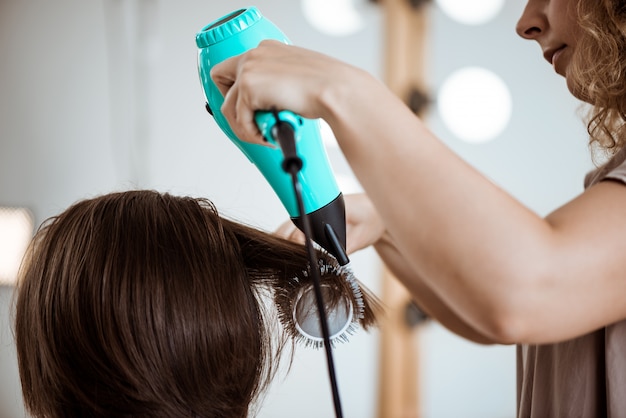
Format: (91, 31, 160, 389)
(273, 257, 380, 349)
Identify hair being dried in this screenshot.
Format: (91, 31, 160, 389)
(13, 190, 380, 418)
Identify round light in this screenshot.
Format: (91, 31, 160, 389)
(435, 0, 505, 25)
(301, 0, 364, 37)
(437, 67, 512, 143)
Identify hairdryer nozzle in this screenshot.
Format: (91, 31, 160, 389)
(291, 194, 349, 266)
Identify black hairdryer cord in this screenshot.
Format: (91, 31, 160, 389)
(273, 115, 344, 418)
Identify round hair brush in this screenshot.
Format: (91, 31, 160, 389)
(275, 260, 379, 349)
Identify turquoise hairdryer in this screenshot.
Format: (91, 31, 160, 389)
(196, 7, 349, 265)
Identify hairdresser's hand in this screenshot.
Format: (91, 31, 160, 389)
(344, 193, 386, 254)
(210, 40, 362, 145)
(275, 193, 385, 255)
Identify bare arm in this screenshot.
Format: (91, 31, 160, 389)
(213, 41, 626, 345)
(323, 69, 626, 344)
(375, 231, 499, 345)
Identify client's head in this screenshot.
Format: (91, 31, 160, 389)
(14, 190, 378, 418)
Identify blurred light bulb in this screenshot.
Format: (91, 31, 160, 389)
(301, 0, 364, 36)
(437, 67, 512, 144)
(436, 0, 504, 25)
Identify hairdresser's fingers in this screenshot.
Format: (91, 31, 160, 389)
(214, 41, 350, 143)
(344, 193, 385, 254)
(210, 59, 236, 98)
(275, 220, 306, 245)
(213, 51, 274, 144)
(345, 225, 368, 255)
(346, 223, 382, 254)
(214, 61, 266, 145)
(212, 54, 264, 144)
(221, 84, 266, 145)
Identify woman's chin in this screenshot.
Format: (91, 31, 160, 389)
(566, 74, 592, 104)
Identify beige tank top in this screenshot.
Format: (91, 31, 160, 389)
(517, 147, 626, 417)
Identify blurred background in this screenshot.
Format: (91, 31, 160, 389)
(0, 0, 591, 417)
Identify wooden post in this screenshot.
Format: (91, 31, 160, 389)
(375, 1, 431, 417)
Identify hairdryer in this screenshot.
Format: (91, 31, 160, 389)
(196, 7, 349, 266)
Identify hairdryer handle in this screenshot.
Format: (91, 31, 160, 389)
(255, 110, 303, 143)
(255, 110, 303, 172)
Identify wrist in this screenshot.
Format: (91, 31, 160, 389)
(317, 65, 376, 125)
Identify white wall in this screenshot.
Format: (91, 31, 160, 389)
(0, 1, 591, 417)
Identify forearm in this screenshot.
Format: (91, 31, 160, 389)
(320, 70, 553, 342)
(375, 232, 499, 345)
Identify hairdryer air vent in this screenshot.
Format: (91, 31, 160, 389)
(205, 9, 246, 31)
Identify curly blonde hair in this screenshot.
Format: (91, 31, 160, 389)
(569, 0, 626, 161)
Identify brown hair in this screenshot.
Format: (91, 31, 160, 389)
(14, 190, 378, 418)
(569, 0, 626, 160)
